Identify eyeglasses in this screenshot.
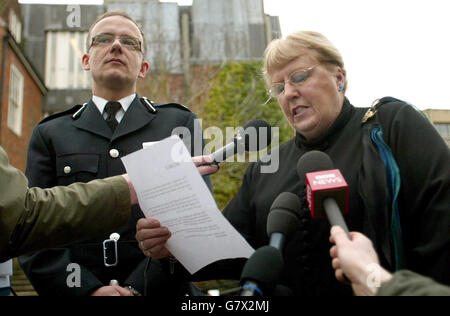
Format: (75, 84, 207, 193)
(269, 64, 320, 98)
(90, 33, 142, 53)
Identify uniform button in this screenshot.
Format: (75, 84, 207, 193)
(64, 166, 71, 174)
(109, 233, 120, 241)
(109, 149, 120, 158)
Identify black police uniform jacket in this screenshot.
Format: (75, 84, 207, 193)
(19, 95, 211, 296)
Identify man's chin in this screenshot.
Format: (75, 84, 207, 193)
(96, 74, 134, 90)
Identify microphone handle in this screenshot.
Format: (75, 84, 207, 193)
(323, 198, 351, 240)
(269, 233, 286, 251)
(210, 139, 237, 163)
(241, 281, 263, 296)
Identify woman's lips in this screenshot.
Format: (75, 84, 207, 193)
(292, 105, 308, 118)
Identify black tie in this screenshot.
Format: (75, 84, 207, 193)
(104, 102, 122, 132)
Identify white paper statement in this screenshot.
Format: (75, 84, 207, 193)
(122, 136, 254, 274)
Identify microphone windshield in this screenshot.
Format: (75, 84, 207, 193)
(267, 192, 302, 237)
(297, 150, 334, 179)
(240, 119, 272, 152)
(272, 285, 293, 296)
(240, 245, 283, 292)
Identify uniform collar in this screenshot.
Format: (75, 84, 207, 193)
(92, 94, 136, 114)
(72, 94, 156, 141)
(295, 98, 355, 149)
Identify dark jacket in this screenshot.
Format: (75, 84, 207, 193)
(136, 99, 450, 297)
(19, 95, 210, 296)
(0, 146, 130, 262)
(220, 99, 450, 295)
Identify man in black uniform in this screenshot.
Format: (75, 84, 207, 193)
(19, 11, 210, 296)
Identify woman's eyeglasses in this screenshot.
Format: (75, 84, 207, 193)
(269, 64, 320, 98)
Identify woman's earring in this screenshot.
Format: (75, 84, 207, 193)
(338, 85, 344, 92)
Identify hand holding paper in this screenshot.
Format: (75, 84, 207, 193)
(124, 136, 254, 274)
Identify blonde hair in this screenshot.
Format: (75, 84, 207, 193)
(263, 31, 347, 92)
(86, 11, 146, 56)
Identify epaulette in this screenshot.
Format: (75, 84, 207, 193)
(140, 97, 157, 114)
(153, 101, 191, 113)
(139, 97, 191, 113)
(39, 103, 87, 125)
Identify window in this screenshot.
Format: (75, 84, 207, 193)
(45, 31, 91, 89)
(434, 123, 450, 138)
(8, 64, 24, 136)
(9, 10, 22, 43)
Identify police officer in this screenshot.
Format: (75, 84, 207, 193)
(19, 12, 211, 296)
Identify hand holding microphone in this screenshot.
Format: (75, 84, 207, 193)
(192, 155, 219, 175)
(209, 119, 272, 164)
(329, 226, 392, 296)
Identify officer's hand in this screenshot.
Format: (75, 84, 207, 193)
(90, 286, 133, 296)
(136, 218, 172, 259)
(192, 155, 219, 176)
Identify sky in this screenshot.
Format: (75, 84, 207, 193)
(19, 0, 450, 110)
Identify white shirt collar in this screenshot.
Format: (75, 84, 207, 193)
(93, 94, 136, 115)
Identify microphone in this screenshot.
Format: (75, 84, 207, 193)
(297, 151, 351, 239)
(267, 192, 302, 252)
(240, 245, 283, 296)
(272, 284, 293, 296)
(210, 119, 272, 163)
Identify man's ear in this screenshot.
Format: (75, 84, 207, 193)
(82, 54, 91, 71)
(138, 61, 150, 79)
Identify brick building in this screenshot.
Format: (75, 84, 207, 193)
(0, 0, 46, 172)
(423, 109, 450, 148)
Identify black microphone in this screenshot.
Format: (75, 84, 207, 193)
(272, 284, 293, 296)
(297, 151, 351, 239)
(240, 245, 283, 296)
(267, 192, 302, 252)
(210, 119, 272, 163)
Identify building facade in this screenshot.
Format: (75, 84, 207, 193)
(21, 0, 281, 114)
(423, 109, 450, 147)
(0, 0, 46, 172)
(21, 4, 103, 114)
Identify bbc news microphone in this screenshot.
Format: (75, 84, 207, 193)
(240, 246, 283, 296)
(297, 150, 351, 239)
(209, 119, 272, 163)
(266, 192, 302, 253)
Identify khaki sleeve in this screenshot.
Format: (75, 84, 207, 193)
(0, 146, 131, 260)
(378, 270, 450, 296)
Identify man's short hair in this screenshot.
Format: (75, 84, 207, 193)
(86, 11, 146, 57)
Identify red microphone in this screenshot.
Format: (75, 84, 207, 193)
(297, 151, 351, 239)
